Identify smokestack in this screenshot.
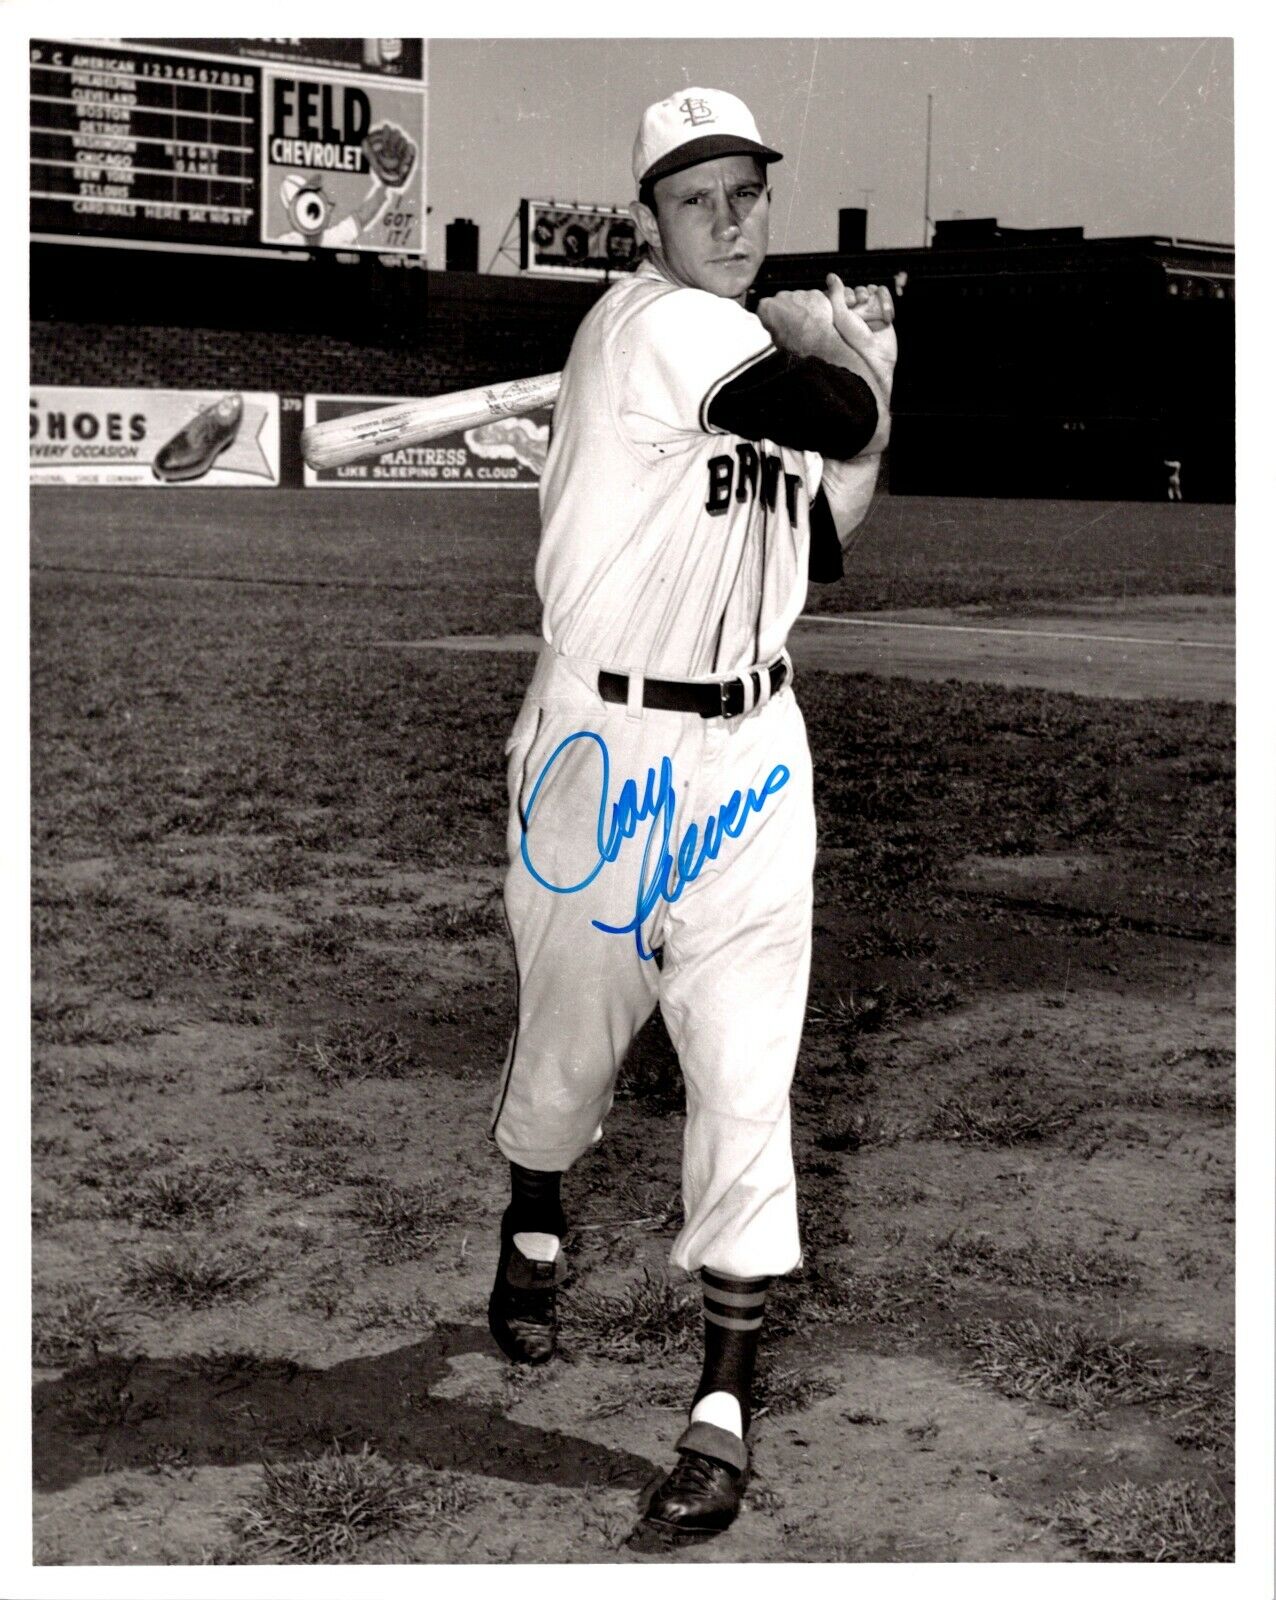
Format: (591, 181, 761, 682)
(838, 207, 867, 254)
(446, 218, 479, 272)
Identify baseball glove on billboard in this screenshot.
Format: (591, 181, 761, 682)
(364, 122, 417, 188)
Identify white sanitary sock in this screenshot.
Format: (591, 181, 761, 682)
(513, 1231, 560, 1263)
(690, 1390, 743, 1437)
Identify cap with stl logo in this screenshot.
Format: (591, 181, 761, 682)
(632, 87, 783, 189)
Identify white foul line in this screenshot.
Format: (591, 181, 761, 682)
(799, 615, 1234, 652)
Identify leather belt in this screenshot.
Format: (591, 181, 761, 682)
(597, 658, 788, 719)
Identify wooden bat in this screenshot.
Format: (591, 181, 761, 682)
(300, 282, 891, 470)
(301, 373, 562, 469)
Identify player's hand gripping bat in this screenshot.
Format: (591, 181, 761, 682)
(299, 285, 892, 470)
(824, 276, 897, 388)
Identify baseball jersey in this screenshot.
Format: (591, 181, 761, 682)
(536, 262, 823, 680)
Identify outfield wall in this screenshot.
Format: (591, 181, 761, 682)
(30, 235, 1233, 500)
(31, 242, 602, 486)
(30, 243, 601, 399)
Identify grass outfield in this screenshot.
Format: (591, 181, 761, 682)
(30, 487, 1234, 1565)
(31, 488, 1234, 633)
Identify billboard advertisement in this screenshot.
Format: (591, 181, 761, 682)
(30, 38, 427, 257)
(30, 387, 281, 486)
(303, 396, 549, 488)
(520, 199, 640, 280)
(261, 70, 424, 253)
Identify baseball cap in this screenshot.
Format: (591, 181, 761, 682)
(633, 87, 782, 189)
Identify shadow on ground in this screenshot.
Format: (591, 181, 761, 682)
(34, 1321, 658, 1494)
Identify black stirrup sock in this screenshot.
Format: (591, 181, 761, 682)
(507, 1161, 566, 1239)
(694, 1267, 772, 1436)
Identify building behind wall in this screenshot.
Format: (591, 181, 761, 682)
(757, 219, 1235, 503)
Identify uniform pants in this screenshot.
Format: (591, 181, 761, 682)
(491, 646, 814, 1278)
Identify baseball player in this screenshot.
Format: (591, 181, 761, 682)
(487, 87, 897, 1537)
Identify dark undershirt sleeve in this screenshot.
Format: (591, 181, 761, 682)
(706, 350, 879, 460)
(807, 488, 844, 585)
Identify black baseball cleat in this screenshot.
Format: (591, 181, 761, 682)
(487, 1209, 562, 1365)
(152, 394, 243, 483)
(640, 1422, 748, 1538)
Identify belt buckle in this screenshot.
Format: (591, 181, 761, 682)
(719, 677, 739, 719)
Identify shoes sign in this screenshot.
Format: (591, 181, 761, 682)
(30, 388, 281, 487)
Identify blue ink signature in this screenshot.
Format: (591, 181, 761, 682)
(520, 730, 789, 959)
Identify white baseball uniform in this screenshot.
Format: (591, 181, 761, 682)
(491, 261, 825, 1278)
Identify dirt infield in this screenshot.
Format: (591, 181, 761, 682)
(30, 487, 1235, 1565)
(791, 597, 1233, 703)
(390, 592, 1233, 705)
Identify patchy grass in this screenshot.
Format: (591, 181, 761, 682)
(29, 493, 1235, 1563)
(79, 1142, 181, 1184)
(565, 1270, 700, 1362)
(346, 1180, 455, 1264)
(570, 1175, 682, 1244)
(348, 1288, 439, 1335)
(189, 1349, 301, 1385)
(31, 991, 164, 1047)
(275, 1147, 358, 1197)
(292, 1021, 421, 1086)
(960, 1318, 1210, 1415)
(754, 1364, 838, 1419)
(807, 986, 898, 1035)
(233, 1443, 470, 1563)
(769, 1260, 952, 1339)
(1050, 1480, 1233, 1562)
(157, 844, 317, 902)
(284, 1115, 374, 1149)
(33, 1190, 107, 1228)
(587, 1369, 698, 1421)
(112, 1166, 243, 1229)
(60, 1370, 158, 1432)
(844, 919, 939, 960)
(925, 1094, 1077, 1147)
(33, 1289, 128, 1366)
(815, 1108, 901, 1152)
(414, 901, 505, 943)
(1169, 1386, 1236, 1462)
(122, 1241, 266, 1308)
(76, 1058, 149, 1091)
(935, 1232, 1141, 1295)
(291, 1266, 354, 1322)
(768, 1266, 857, 1336)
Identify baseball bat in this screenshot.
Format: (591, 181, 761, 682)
(301, 372, 562, 469)
(300, 284, 890, 469)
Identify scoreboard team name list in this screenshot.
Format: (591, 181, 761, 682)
(30, 40, 261, 245)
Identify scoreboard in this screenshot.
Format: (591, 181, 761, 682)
(29, 38, 427, 257)
(31, 40, 261, 250)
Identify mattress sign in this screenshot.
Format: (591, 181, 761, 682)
(303, 394, 549, 487)
(29, 387, 281, 486)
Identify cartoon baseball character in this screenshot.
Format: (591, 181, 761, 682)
(487, 87, 897, 1539)
(275, 122, 416, 248)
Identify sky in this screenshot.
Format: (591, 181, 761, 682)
(425, 37, 1233, 264)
